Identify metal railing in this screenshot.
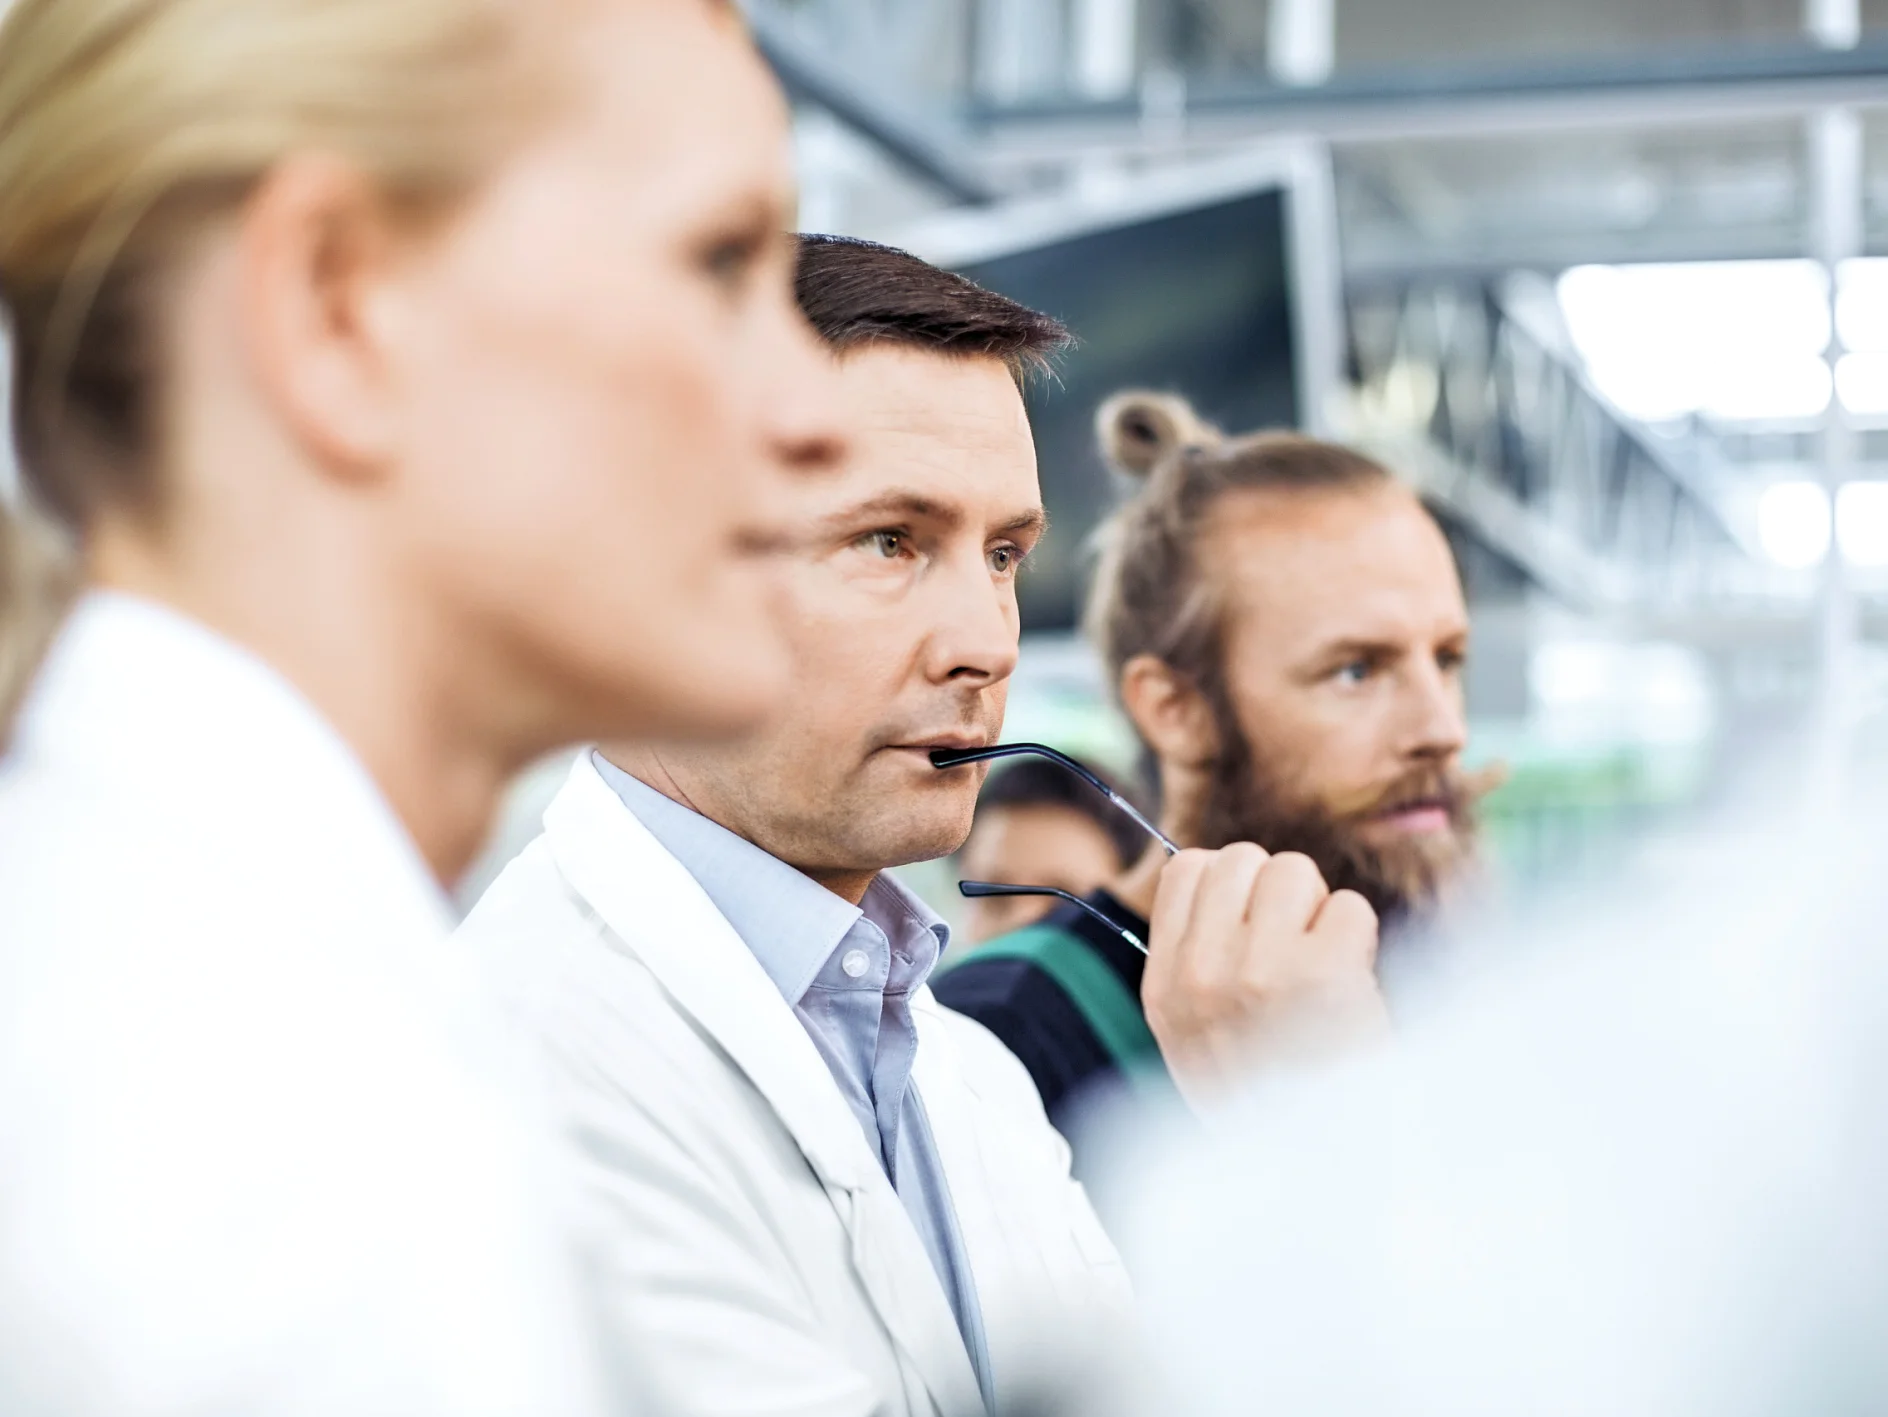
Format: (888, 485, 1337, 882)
(1344, 275, 1751, 610)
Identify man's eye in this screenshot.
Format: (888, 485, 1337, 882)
(1438, 648, 1467, 673)
(857, 530, 906, 559)
(988, 544, 1023, 575)
(1334, 660, 1372, 685)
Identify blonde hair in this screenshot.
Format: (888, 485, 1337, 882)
(0, 0, 554, 527)
(1085, 390, 1395, 705)
(0, 498, 75, 745)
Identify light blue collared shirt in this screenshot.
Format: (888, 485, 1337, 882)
(594, 755, 992, 1407)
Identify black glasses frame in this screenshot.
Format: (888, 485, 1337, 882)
(934, 741, 1174, 958)
(955, 881, 1148, 955)
(929, 742, 1178, 857)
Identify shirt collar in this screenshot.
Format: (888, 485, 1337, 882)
(859, 873, 951, 978)
(592, 753, 950, 1002)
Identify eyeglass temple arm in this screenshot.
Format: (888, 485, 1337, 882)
(957, 880, 1148, 955)
(929, 743, 1179, 857)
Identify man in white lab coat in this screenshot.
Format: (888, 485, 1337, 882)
(458, 236, 1386, 1417)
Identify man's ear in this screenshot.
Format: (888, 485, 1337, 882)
(238, 153, 409, 481)
(1118, 654, 1219, 770)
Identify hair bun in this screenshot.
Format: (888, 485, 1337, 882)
(1096, 391, 1220, 481)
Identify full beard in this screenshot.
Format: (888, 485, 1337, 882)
(1189, 703, 1486, 934)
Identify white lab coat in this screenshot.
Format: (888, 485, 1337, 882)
(457, 754, 1134, 1417)
(0, 593, 609, 1416)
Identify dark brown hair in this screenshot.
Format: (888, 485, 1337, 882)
(1086, 390, 1395, 714)
(793, 234, 1070, 386)
(971, 752, 1147, 871)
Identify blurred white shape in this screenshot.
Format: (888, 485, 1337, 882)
(1699, 353, 1830, 422)
(1558, 261, 1832, 423)
(1071, 0, 1137, 97)
(1835, 258, 1888, 353)
(1268, 0, 1335, 86)
(1574, 353, 1701, 423)
(1833, 349, 1888, 414)
(1756, 479, 1831, 568)
(1809, 0, 1864, 49)
(1101, 802, 1888, 1417)
(1836, 480, 1888, 566)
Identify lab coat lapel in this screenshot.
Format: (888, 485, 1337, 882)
(541, 759, 985, 1417)
(911, 1000, 1049, 1414)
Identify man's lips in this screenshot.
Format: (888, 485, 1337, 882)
(885, 734, 990, 756)
(1364, 800, 1454, 834)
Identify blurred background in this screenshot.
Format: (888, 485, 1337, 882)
(743, 0, 1888, 914)
(9, 4, 1882, 913)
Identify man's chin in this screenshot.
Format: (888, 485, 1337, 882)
(1352, 825, 1472, 916)
(1353, 818, 1461, 856)
(844, 784, 980, 873)
(864, 822, 977, 873)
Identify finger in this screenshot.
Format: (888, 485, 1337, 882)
(1310, 888, 1380, 972)
(1145, 850, 1217, 1028)
(1244, 851, 1330, 945)
(1178, 841, 1270, 990)
(1147, 848, 1215, 973)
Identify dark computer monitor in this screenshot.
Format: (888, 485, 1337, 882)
(952, 186, 1302, 630)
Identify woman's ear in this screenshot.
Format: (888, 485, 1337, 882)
(239, 153, 407, 481)
(1118, 654, 1219, 770)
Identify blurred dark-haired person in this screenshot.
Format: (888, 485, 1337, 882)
(956, 755, 1145, 944)
(937, 391, 1486, 1144)
(458, 240, 1382, 1417)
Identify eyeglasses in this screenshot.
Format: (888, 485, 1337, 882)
(956, 881, 1150, 953)
(930, 742, 1178, 957)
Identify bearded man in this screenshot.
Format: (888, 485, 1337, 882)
(935, 391, 1490, 1148)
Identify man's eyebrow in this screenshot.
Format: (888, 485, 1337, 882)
(813, 494, 1049, 539)
(998, 507, 1049, 539)
(815, 491, 964, 533)
(1312, 636, 1404, 662)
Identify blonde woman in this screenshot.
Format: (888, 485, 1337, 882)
(0, 1, 841, 1412)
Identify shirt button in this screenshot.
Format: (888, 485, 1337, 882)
(841, 949, 870, 979)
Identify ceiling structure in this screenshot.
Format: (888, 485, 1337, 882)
(754, 0, 1888, 268)
(753, 0, 1888, 767)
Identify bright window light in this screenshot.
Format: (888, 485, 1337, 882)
(1699, 355, 1831, 422)
(1757, 480, 1831, 568)
(1558, 261, 1832, 423)
(1571, 355, 1700, 423)
(1835, 351, 1888, 415)
(1837, 481, 1888, 566)
(1836, 258, 1888, 354)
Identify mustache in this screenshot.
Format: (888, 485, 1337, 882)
(1332, 760, 1509, 823)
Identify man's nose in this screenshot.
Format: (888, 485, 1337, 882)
(923, 556, 1020, 688)
(1403, 659, 1468, 761)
